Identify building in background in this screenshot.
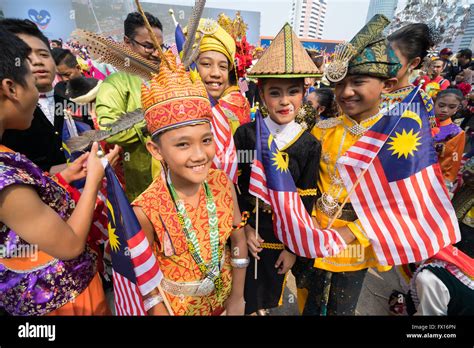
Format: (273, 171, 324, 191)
(0, 0, 261, 45)
(260, 36, 341, 53)
(390, 0, 472, 51)
(457, 4, 474, 51)
(290, 0, 327, 39)
(366, 0, 398, 22)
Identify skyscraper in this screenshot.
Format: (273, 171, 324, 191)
(290, 0, 327, 39)
(458, 4, 474, 50)
(366, 0, 398, 22)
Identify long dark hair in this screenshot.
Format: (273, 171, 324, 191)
(388, 23, 433, 69)
(309, 88, 337, 118)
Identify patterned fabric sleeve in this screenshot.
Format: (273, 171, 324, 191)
(0, 152, 42, 192)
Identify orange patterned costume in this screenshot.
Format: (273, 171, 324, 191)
(132, 169, 234, 315)
(219, 86, 251, 134)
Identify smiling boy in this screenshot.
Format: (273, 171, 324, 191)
(131, 51, 248, 316)
(299, 15, 402, 315)
(191, 19, 251, 134)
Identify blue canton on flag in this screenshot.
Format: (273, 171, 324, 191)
(249, 110, 346, 258)
(105, 165, 163, 315)
(337, 87, 460, 265)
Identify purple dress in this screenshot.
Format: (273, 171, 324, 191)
(434, 122, 462, 143)
(0, 151, 97, 316)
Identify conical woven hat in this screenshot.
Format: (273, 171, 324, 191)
(248, 23, 320, 78)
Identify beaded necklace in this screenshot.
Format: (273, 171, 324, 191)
(166, 171, 223, 296)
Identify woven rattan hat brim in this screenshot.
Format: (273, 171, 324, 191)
(249, 23, 320, 78)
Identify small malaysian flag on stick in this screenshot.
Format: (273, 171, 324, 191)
(249, 110, 346, 258)
(336, 86, 460, 265)
(210, 99, 239, 184)
(105, 165, 171, 315)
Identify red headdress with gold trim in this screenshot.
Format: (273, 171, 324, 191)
(141, 50, 212, 136)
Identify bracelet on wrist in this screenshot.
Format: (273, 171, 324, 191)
(230, 257, 250, 269)
(144, 293, 164, 311)
(232, 211, 250, 231)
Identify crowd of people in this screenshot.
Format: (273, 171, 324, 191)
(0, 4, 472, 317)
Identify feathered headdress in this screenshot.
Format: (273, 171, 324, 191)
(67, 0, 211, 152)
(217, 12, 254, 79)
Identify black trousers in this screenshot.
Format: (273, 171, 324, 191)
(300, 267, 368, 316)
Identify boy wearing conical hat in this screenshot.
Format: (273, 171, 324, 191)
(189, 18, 251, 133)
(234, 23, 354, 315)
(298, 15, 402, 315)
(131, 50, 248, 316)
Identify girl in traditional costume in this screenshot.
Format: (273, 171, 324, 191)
(131, 48, 248, 316)
(433, 89, 466, 190)
(384, 23, 437, 114)
(0, 28, 119, 316)
(234, 23, 324, 315)
(188, 17, 251, 134)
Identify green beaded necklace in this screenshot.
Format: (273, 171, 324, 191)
(166, 170, 223, 296)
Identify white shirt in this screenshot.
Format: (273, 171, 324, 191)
(414, 269, 450, 316)
(264, 117, 302, 150)
(37, 89, 55, 125)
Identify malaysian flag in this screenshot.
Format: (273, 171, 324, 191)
(210, 98, 239, 184)
(249, 110, 346, 258)
(105, 165, 163, 315)
(62, 111, 91, 163)
(174, 22, 185, 60)
(337, 86, 460, 266)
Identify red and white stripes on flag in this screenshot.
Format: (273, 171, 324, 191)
(168, 43, 181, 64)
(127, 229, 163, 296)
(337, 130, 388, 169)
(249, 160, 346, 258)
(337, 141, 460, 266)
(248, 159, 270, 203)
(269, 190, 346, 258)
(211, 104, 238, 184)
(113, 270, 146, 316)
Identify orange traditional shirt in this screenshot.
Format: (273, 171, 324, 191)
(132, 169, 234, 315)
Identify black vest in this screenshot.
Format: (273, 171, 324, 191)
(425, 265, 474, 316)
(1, 94, 70, 172)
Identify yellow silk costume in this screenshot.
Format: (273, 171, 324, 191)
(311, 115, 392, 273)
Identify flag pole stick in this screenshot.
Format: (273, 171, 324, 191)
(168, 9, 178, 27)
(254, 197, 259, 280)
(157, 284, 175, 316)
(327, 166, 370, 229)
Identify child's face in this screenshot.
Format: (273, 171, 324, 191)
(260, 78, 304, 125)
(17, 34, 56, 92)
(147, 123, 215, 186)
(435, 94, 461, 122)
(455, 71, 464, 83)
(429, 60, 444, 78)
(196, 51, 231, 100)
(335, 75, 384, 119)
(3, 62, 38, 130)
(306, 93, 324, 115)
(56, 63, 82, 82)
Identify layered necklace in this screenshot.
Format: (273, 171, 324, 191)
(317, 112, 381, 220)
(166, 171, 223, 297)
